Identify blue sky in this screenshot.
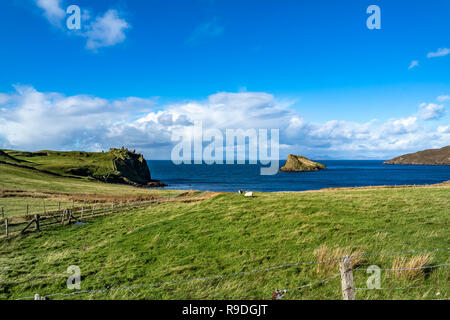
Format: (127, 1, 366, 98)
(0, 0, 449, 159)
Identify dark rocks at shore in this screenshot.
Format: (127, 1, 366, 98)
(145, 180, 168, 188)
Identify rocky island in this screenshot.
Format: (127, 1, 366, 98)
(384, 146, 450, 166)
(279, 154, 326, 172)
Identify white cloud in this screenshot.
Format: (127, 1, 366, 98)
(418, 102, 446, 120)
(0, 85, 158, 151)
(427, 48, 450, 58)
(35, 0, 65, 26)
(437, 125, 450, 134)
(0, 94, 10, 105)
(186, 17, 224, 45)
(0, 86, 449, 160)
(408, 60, 419, 69)
(382, 116, 420, 134)
(85, 10, 130, 51)
(32, 2, 129, 51)
(437, 95, 450, 102)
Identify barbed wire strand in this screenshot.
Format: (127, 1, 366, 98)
(14, 248, 449, 300)
(16, 263, 449, 300)
(9, 246, 450, 283)
(354, 263, 450, 272)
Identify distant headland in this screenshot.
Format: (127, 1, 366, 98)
(384, 146, 450, 166)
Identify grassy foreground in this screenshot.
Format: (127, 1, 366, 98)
(0, 162, 449, 300)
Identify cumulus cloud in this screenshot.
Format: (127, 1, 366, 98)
(437, 125, 450, 134)
(427, 48, 450, 58)
(418, 102, 446, 120)
(85, 10, 129, 50)
(0, 86, 449, 160)
(35, 0, 65, 26)
(32, 1, 129, 51)
(437, 95, 450, 102)
(0, 85, 159, 151)
(408, 60, 419, 69)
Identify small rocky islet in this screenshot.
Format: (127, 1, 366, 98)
(279, 154, 326, 172)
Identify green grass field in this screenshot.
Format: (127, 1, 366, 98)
(1, 149, 116, 178)
(0, 148, 157, 186)
(0, 162, 449, 300)
(0, 162, 182, 218)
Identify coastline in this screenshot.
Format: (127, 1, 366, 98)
(158, 180, 450, 193)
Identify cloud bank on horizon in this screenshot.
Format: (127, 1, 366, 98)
(0, 85, 448, 160)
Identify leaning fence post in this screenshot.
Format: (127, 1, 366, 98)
(4, 218, 8, 237)
(339, 256, 355, 300)
(34, 214, 40, 231)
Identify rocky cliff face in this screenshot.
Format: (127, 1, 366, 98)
(107, 148, 166, 187)
(279, 154, 326, 172)
(384, 146, 450, 165)
(0, 148, 166, 187)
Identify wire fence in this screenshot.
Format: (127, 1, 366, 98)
(15, 247, 450, 300)
(0, 199, 159, 236)
(0, 191, 211, 237)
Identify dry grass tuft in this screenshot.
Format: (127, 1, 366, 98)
(390, 254, 431, 279)
(314, 244, 364, 274)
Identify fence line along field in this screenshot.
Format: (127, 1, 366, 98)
(19, 248, 450, 300)
(0, 160, 449, 300)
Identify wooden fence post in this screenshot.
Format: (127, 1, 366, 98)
(92, 205, 94, 216)
(58, 202, 61, 211)
(34, 214, 40, 231)
(4, 218, 8, 237)
(112, 202, 114, 214)
(43, 201, 46, 214)
(81, 206, 84, 219)
(1, 207, 4, 219)
(26, 204, 29, 215)
(339, 256, 355, 300)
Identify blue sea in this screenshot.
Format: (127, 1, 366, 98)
(147, 160, 450, 192)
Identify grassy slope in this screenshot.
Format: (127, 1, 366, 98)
(2, 149, 116, 177)
(1, 149, 154, 185)
(0, 162, 181, 217)
(0, 163, 449, 300)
